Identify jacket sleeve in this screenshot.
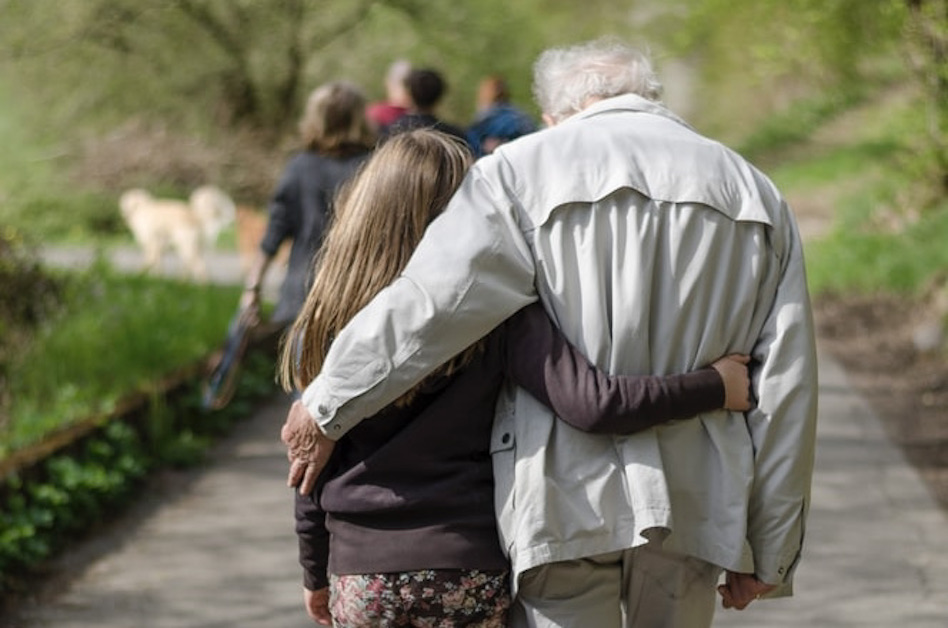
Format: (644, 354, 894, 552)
(746, 208, 819, 595)
(295, 489, 330, 591)
(503, 303, 724, 434)
(302, 159, 538, 439)
(260, 156, 300, 256)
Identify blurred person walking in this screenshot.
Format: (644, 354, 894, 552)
(365, 59, 413, 134)
(240, 81, 375, 329)
(382, 68, 469, 148)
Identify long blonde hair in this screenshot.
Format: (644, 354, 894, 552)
(279, 129, 475, 397)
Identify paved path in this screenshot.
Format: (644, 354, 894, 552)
(6, 246, 947, 627)
(5, 396, 305, 628)
(711, 351, 948, 627)
(6, 348, 948, 627)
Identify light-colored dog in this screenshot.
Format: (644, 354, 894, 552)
(119, 185, 236, 281)
(190, 184, 236, 246)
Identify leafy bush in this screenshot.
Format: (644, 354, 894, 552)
(0, 230, 64, 426)
(0, 349, 280, 596)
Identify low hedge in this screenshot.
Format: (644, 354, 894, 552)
(0, 344, 282, 600)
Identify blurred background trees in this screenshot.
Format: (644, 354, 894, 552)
(0, 0, 562, 204)
(0, 0, 944, 217)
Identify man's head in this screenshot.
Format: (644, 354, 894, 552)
(406, 68, 447, 113)
(533, 39, 662, 126)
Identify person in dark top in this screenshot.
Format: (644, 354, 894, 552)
(277, 129, 752, 627)
(240, 81, 375, 327)
(382, 68, 470, 148)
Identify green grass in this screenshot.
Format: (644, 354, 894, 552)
(770, 139, 899, 190)
(1, 261, 242, 455)
(737, 87, 867, 164)
(805, 195, 948, 296)
(757, 82, 948, 299)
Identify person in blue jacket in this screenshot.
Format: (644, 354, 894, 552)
(466, 75, 537, 157)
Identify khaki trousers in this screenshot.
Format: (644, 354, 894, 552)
(510, 544, 721, 628)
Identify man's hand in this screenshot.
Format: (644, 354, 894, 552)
(304, 586, 332, 625)
(717, 570, 777, 610)
(281, 400, 336, 495)
(237, 289, 262, 327)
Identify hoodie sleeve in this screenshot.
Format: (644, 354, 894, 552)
(503, 302, 725, 434)
(295, 488, 330, 591)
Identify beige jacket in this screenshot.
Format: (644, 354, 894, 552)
(302, 93, 818, 596)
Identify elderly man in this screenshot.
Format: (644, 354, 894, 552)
(282, 39, 818, 627)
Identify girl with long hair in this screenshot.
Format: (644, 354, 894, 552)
(280, 129, 752, 627)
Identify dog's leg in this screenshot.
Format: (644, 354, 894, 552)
(190, 255, 209, 283)
(173, 227, 208, 282)
(141, 240, 162, 274)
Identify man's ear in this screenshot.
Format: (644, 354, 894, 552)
(542, 113, 557, 128)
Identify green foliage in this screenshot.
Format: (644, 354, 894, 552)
(737, 88, 868, 163)
(806, 198, 948, 295)
(0, 229, 63, 427)
(2, 191, 125, 243)
(0, 420, 148, 585)
(0, 351, 279, 594)
(901, 0, 948, 192)
(0, 0, 549, 137)
(0, 229, 62, 332)
(669, 0, 906, 85)
(762, 85, 948, 298)
(661, 0, 908, 142)
(771, 140, 901, 191)
(142, 392, 210, 469)
(0, 262, 239, 455)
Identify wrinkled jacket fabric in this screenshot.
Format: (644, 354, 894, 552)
(302, 93, 818, 596)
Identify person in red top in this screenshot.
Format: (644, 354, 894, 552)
(365, 59, 413, 133)
(278, 129, 753, 627)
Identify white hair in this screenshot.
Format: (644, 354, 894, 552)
(532, 39, 663, 123)
(386, 59, 412, 87)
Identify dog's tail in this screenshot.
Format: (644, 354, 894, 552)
(190, 185, 237, 246)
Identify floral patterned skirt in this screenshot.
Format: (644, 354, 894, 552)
(329, 568, 510, 627)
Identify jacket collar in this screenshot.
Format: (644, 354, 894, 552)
(571, 93, 694, 131)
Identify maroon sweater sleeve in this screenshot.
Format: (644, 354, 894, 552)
(295, 490, 330, 590)
(502, 303, 725, 434)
